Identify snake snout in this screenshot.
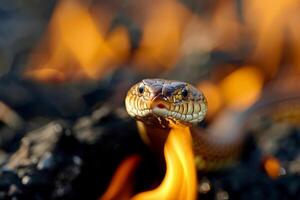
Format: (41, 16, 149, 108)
(150, 97, 170, 110)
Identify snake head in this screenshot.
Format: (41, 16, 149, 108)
(125, 79, 207, 128)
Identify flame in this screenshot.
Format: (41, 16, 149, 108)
(244, 0, 300, 76)
(24, 0, 300, 82)
(197, 81, 223, 119)
(197, 66, 264, 116)
(25, 0, 130, 82)
(99, 127, 197, 200)
(180, 1, 242, 57)
(219, 66, 264, 110)
(100, 155, 141, 200)
(263, 156, 282, 179)
(132, 126, 197, 200)
(133, 0, 190, 71)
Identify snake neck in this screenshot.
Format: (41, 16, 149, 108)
(137, 120, 242, 170)
(136, 121, 170, 154)
(191, 127, 243, 170)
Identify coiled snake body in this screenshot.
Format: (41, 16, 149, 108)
(125, 79, 242, 170)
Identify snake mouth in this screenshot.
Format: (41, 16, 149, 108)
(149, 97, 203, 126)
(150, 98, 172, 118)
(126, 96, 206, 126)
(150, 98, 170, 110)
(156, 103, 166, 109)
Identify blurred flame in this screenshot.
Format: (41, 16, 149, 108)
(100, 155, 141, 200)
(132, 126, 197, 200)
(133, 0, 190, 71)
(210, 2, 242, 50)
(23, 0, 300, 82)
(26, 0, 130, 82)
(197, 66, 264, 117)
(263, 156, 282, 179)
(219, 66, 264, 110)
(180, 1, 242, 56)
(197, 81, 223, 119)
(245, 0, 300, 76)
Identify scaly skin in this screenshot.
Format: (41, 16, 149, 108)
(125, 79, 242, 170)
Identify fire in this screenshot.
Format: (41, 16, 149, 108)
(100, 155, 141, 200)
(244, 0, 300, 76)
(263, 156, 282, 179)
(25, 0, 130, 82)
(132, 126, 197, 200)
(133, 0, 190, 71)
(23, 0, 300, 197)
(197, 66, 264, 119)
(180, 0, 242, 57)
(24, 0, 300, 83)
(219, 66, 264, 110)
(99, 127, 197, 200)
(197, 81, 223, 119)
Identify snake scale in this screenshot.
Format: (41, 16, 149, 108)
(125, 79, 242, 170)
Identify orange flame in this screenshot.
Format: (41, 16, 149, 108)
(132, 126, 197, 200)
(133, 0, 190, 71)
(263, 156, 282, 179)
(99, 127, 197, 200)
(25, 0, 130, 82)
(197, 66, 264, 118)
(219, 66, 264, 110)
(197, 81, 223, 119)
(100, 155, 141, 200)
(244, 0, 300, 76)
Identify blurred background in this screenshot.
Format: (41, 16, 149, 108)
(0, 0, 300, 199)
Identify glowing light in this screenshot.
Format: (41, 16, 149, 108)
(181, 1, 242, 56)
(132, 126, 197, 200)
(133, 0, 190, 71)
(100, 155, 141, 200)
(198, 81, 223, 119)
(25, 0, 130, 82)
(244, 0, 300, 76)
(263, 156, 282, 179)
(219, 66, 263, 110)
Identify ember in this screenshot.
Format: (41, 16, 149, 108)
(0, 0, 300, 200)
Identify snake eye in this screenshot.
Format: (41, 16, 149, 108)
(138, 84, 145, 94)
(182, 88, 188, 97)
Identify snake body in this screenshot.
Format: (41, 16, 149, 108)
(125, 79, 242, 170)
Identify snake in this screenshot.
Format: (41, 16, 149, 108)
(125, 79, 242, 170)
